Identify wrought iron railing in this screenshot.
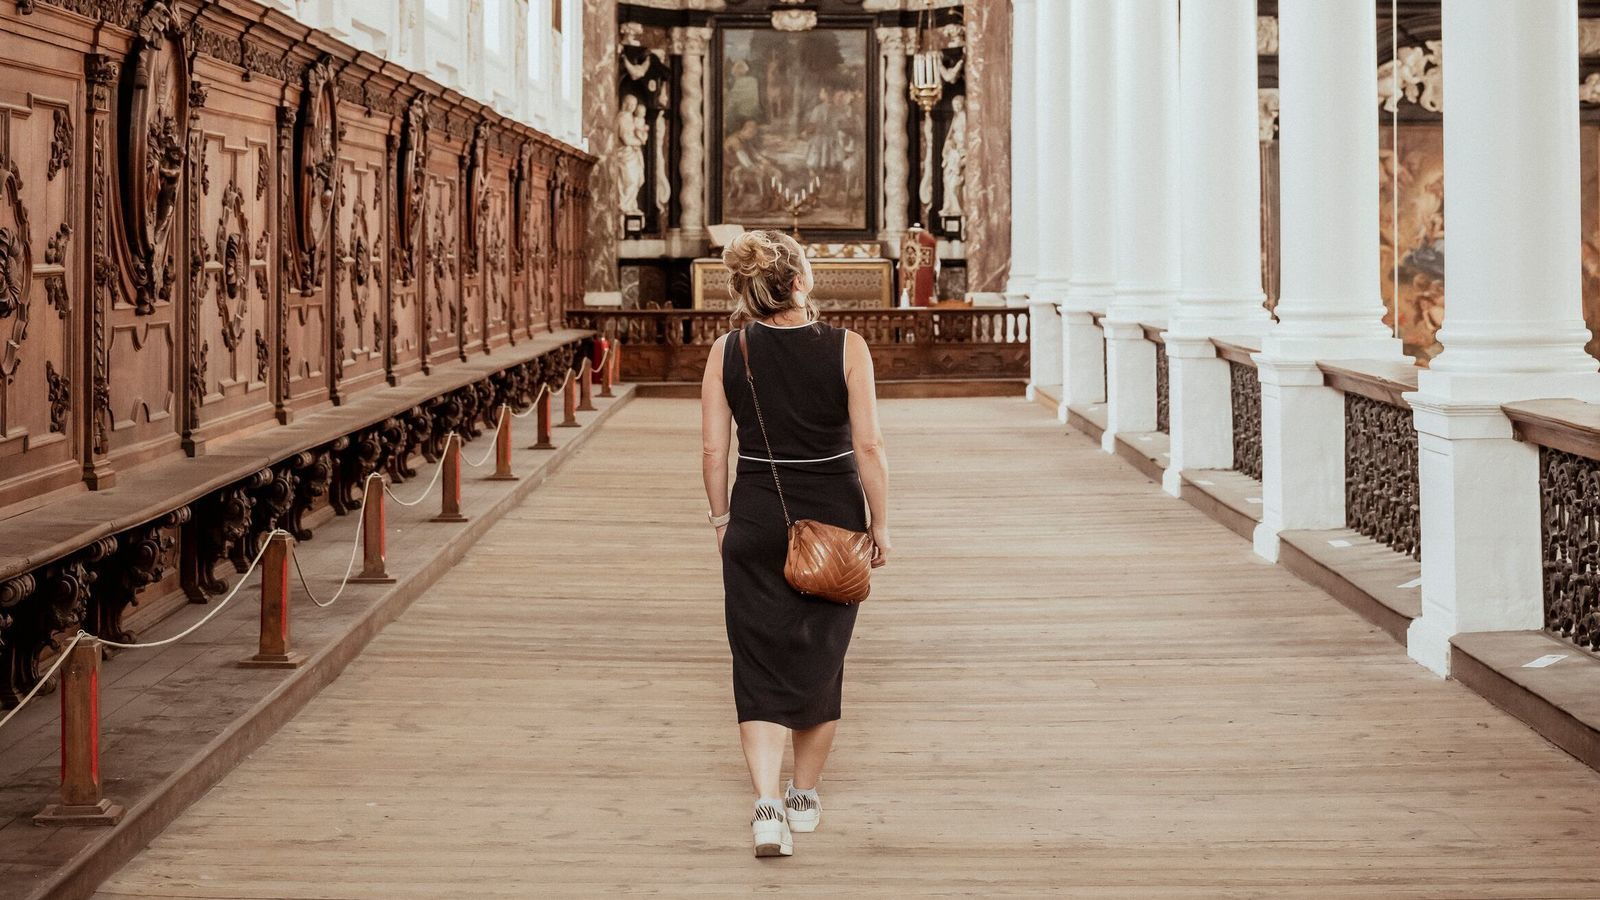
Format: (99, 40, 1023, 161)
(1228, 360, 1262, 481)
(1537, 445, 1600, 650)
(568, 308, 1029, 382)
(1154, 340, 1170, 434)
(1343, 393, 1421, 560)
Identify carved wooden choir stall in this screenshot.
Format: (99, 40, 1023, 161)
(0, 0, 595, 707)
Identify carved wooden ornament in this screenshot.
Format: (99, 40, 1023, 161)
(0, 156, 33, 380)
(396, 95, 430, 284)
(117, 0, 190, 316)
(293, 57, 340, 294)
(464, 122, 490, 275)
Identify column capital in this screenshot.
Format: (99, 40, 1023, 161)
(670, 25, 713, 57)
(876, 27, 912, 55)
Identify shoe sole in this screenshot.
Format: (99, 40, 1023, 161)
(787, 813, 819, 833)
(752, 821, 793, 857)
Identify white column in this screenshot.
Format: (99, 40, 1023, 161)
(1163, 0, 1271, 496)
(1060, 0, 1114, 420)
(1252, 0, 1404, 560)
(1102, 0, 1179, 450)
(1406, 0, 1600, 676)
(1028, 0, 1072, 409)
(673, 27, 712, 254)
(1006, 0, 1040, 303)
(878, 28, 911, 251)
(1027, 302, 1062, 403)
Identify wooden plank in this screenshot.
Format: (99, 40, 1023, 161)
(1318, 359, 1421, 409)
(1504, 398, 1600, 462)
(95, 397, 1600, 898)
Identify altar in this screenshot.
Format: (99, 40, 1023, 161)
(691, 241, 895, 310)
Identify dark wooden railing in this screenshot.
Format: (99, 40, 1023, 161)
(1213, 340, 1262, 481)
(1322, 362, 1422, 561)
(569, 308, 1029, 382)
(1505, 399, 1600, 652)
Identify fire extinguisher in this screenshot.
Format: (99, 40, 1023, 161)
(590, 337, 608, 384)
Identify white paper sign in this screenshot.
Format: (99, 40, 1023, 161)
(1328, 539, 1352, 548)
(1523, 654, 1569, 669)
(1397, 577, 1423, 589)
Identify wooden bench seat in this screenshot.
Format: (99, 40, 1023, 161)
(0, 329, 594, 706)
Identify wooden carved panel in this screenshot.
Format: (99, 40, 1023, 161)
(0, 56, 80, 506)
(459, 124, 488, 356)
(334, 149, 386, 395)
(424, 166, 460, 363)
(525, 157, 553, 335)
(483, 163, 512, 349)
(104, 1, 188, 464)
(192, 112, 272, 436)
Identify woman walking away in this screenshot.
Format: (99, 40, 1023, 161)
(699, 230, 891, 858)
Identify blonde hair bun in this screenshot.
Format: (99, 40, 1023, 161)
(721, 230, 817, 326)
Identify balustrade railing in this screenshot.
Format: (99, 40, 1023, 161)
(1228, 361, 1262, 480)
(1343, 394, 1421, 559)
(1153, 337, 1170, 435)
(1505, 401, 1600, 653)
(569, 308, 1029, 382)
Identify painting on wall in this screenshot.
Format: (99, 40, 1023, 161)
(1379, 124, 1446, 362)
(717, 27, 871, 231)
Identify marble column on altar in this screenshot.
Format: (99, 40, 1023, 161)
(878, 27, 911, 257)
(1406, 0, 1600, 675)
(964, 0, 1012, 296)
(582, 0, 620, 293)
(671, 26, 712, 257)
(1004, 0, 1036, 304)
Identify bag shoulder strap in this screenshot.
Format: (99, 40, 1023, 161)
(736, 327, 792, 528)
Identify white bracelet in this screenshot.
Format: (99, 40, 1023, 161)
(708, 510, 731, 528)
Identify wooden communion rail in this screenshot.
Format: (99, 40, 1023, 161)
(567, 307, 1030, 383)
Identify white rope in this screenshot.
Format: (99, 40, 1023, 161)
(384, 437, 452, 507)
(460, 408, 504, 469)
(461, 434, 497, 469)
(0, 631, 86, 733)
(508, 382, 552, 419)
(294, 474, 377, 609)
(99, 528, 290, 650)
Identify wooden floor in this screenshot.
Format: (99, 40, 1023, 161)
(97, 398, 1600, 898)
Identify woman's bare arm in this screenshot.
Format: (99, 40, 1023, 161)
(844, 331, 890, 566)
(701, 334, 734, 551)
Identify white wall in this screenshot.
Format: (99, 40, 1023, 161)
(264, 0, 584, 146)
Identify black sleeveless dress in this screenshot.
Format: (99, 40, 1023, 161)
(722, 321, 865, 730)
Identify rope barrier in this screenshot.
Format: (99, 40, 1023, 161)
(384, 437, 452, 507)
(507, 382, 552, 419)
(98, 528, 292, 650)
(292, 474, 376, 609)
(0, 379, 554, 732)
(460, 414, 501, 469)
(0, 631, 86, 733)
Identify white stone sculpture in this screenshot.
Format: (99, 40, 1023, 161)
(939, 95, 966, 218)
(615, 94, 649, 217)
(1377, 41, 1442, 112)
(653, 110, 671, 214)
(1258, 88, 1279, 142)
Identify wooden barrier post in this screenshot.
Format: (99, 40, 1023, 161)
(431, 433, 469, 523)
(34, 636, 125, 826)
(241, 532, 304, 669)
(531, 389, 555, 449)
(577, 355, 597, 412)
(559, 370, 580, 428)
(350, 474, 396, 584)
(487, 405, 517, 481)
(599, 339, 615, 398)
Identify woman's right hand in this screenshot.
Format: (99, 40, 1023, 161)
(870, 524, 891, 568)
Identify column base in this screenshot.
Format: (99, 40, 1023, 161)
(485, 473, 519, 482)
(1252, 521, 1280, 563)
(430, 512, 470, 524)
(1102, 319, 1158, 442)
(34, 798, 125, 826)
(1161, 466, 1182, 497)
(1406, 614, 1454, 677)
(350, 573, 398, 585)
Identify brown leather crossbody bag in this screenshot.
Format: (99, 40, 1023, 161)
(737, 327, 874, 605)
